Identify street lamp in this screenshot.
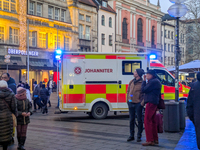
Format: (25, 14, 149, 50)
(168, 0, 188, 102)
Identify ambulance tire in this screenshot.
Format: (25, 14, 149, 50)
(91, 103, 108, 119)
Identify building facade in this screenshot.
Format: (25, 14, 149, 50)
(0, 0, 78, 90)
(108, 0, 164, 60)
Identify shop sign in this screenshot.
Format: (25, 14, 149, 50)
(8, 49, 39, 57)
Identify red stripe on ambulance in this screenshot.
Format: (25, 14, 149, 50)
(86, 85, 106, 94)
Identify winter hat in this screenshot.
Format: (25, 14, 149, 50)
(17, 87, 26, 95)
(0, 80, 8, 88)
(146, 69, 156, 77)
(136, 69, 145, 77)
(197, 72, 200, 81)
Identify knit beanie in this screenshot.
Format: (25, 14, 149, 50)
(136, 69, 145, 77)
(17, 87, 26, 95)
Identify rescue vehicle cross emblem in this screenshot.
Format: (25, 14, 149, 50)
(74, 67, 81, 75)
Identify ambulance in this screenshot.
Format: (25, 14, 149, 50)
(58, 52, 190, 119)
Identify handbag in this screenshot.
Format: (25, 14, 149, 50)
(157, 98, 165, 109)
(3, 99, 17, 127)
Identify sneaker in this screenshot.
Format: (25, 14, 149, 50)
(127, 136, 135, 142)
(137, 137, 142, 142)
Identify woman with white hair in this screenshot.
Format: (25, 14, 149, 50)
(0, 80, 17, 150)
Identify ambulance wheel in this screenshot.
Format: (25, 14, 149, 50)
(91, 103, 108, 119)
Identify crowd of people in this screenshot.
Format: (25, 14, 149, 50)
(0, 73, 54, 150)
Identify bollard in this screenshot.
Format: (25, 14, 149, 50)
(179, 100, 186, 130)
(163, 101, 180, 132)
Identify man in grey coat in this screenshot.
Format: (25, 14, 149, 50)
(187, 72, 200, 149)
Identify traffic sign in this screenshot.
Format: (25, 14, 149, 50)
(5, 55, 10, 59)
(4, 59, 10, 63)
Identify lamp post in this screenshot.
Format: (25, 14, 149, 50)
(168, 0, 188, 102)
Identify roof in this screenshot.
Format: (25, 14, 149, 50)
(162, 14, 176, 21)
(78, 0, 97, 7)
(100, 5, 116, 14)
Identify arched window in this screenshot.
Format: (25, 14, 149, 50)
(137, 18, 143, 42)
(109, 17, 112, 27)
(102, 15, 105, 26)
(151, 26, 155, 45)
(122, 18, 127, 39)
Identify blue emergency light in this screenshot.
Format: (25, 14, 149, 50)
(55, 49, 62, 60)
(149, 54, 157, 60)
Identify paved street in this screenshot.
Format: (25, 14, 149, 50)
(0, 93, 197, 150)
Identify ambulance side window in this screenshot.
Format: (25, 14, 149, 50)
(122, 61, 142, 75)
(154, 69, 175, 86)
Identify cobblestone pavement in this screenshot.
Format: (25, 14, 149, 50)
(0, 93, 191, 150)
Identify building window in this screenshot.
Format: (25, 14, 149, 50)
(102, 34, 105, 45)
(183, 34, 185, 43)
(79, 24, 84, 39)
(48, 6, 53, 19)
(55, 8, 60, 20)
(182, 48, 184, 57)
(164, 30, 166, 38)
(171, 57, 174, 65)
(168, 57, 170, 65)
(102, 15, 105, 26)
(64, 37, 69, 50)
(0, 27, 4, 43)
(109, 17, 112, 28)
(39, 33, 46, 48)
(164, 56, 167, 64)
(171, 45, 173, 52)
(29, 31, 36, 47)
(151, 26, 155, 45)
(79, 14, 84, 20)
(61, 10, 66, 22)
(180, 33, 182, 43)
(109, 35, 112, 46)
(36, 3, 42, 16)
(1, 0, 16, 12)
(85, 26, 90, 40)
(164, 43, 166, 51)
(122, 61, 141, 75)
(86, 15, 91, 22)
(168, 31, 170, 38)
(102, 1, 107, 7)
(54, 35, 61, 49)
(168, 44, 170, 52)
(137, 18, 143, 42)
(29, 1, 34, 15)
(9, 27, 19, 45)
(123, 18, 128, 39)
(171, 32, 173, 39)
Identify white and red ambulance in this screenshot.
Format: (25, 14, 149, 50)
(58, 52, 190, 119)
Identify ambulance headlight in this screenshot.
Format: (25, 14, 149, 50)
(149, 54, 157, 60)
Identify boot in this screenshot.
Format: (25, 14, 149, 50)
(20, 137, 26, 150)
(17, 137, 21, 150)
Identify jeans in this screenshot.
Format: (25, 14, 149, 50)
(128, 102, 144, 138)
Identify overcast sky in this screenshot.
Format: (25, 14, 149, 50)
(150, 0, 172, 13)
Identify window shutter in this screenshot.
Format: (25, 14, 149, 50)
(46, 33, 48, 49)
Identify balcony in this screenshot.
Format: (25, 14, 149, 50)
(122, 39, 129, 44)
(79, 39, 91, 47)
(151, 44, 156, 48)
(137, 41, 144, 46)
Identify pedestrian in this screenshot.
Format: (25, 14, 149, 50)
(40, 84, 50, 114)
(47, 78, 53, 107)
(15, 87, 32, 150)
(25, 84, 31, 103)
(32, 81, 40, 112)
(127, 69, 145, 142)
(0, 80, 17, 150)
(17, 81, 24, 88)
(1, 73, 17, 94)
(187, 72, 200, 149)
(141, 70, 161, 146)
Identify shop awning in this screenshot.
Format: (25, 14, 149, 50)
(0, 55, 26, 69)
(29, 58, 55, 70)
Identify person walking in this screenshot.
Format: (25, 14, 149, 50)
(15, 87, 32, 150)
(127, 69, 145, 142)
(1, 73, 17, 94)
(40, 84, 50, 114)
(0, 80, 17, 150)
(187, 72, 200, 149)
(47, 78, 53, 107)
(32, 81, 40, 112)
(141, 70, 161, 146)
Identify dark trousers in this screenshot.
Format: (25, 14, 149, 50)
(144, 103, 158, 142)
(42, 98, 48, 113)
(33, 98, 38, 110)
(128, 102, 144, 138)
(33, 98, 43, 110)
(0, 141, 10, 150)
(17, 125, 28, 138)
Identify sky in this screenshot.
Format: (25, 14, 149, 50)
(150, 0, 172, 13)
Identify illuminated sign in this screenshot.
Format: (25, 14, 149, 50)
(8, 49, 39, 57)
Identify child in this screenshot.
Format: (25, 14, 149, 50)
(15, 87, 32, 150)
(40, 84, 50, 114)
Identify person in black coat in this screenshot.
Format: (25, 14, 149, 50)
(1, 73, 17, 94)
(141, 70, 161, 146)
(187, 72, 200, 149)
(40, 84, 49, 114)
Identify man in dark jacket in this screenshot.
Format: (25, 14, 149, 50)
(1, 73, 17, 94)
(127, 69, 145, 142)
(187, 72, 200, 149)
(40, 84, 49, 114)
(32, 81, 41, 112)
(141, 70, 161, 146)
